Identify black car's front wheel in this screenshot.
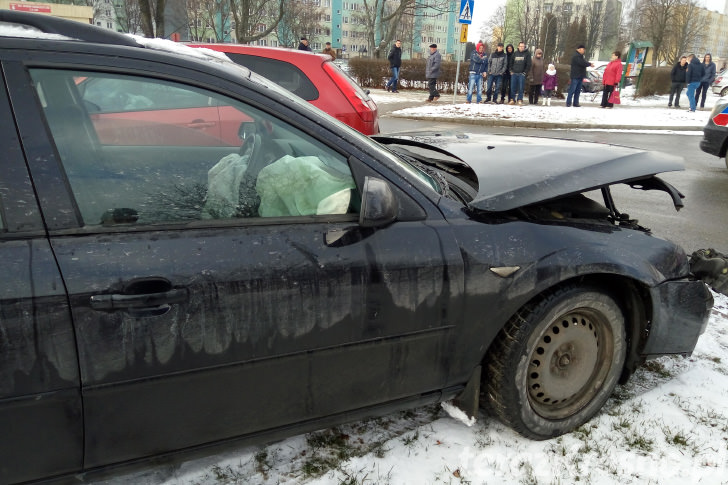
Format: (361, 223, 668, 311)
(484, 285, 626, 439)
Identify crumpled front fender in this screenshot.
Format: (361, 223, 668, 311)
(641, 279, 713, 356)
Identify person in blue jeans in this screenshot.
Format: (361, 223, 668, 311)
(385, 40, 402, 92)
(485, 42, 506, 103)
(686, 53, 705, 112)
(466, 43, 488, 103)
(508, 42, 530, 105)
(566, 44, 592, 107)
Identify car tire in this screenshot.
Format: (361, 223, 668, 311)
(483, 285, 626, 440)
(721, 87, 728, 97)
(725, 152, 728, 170)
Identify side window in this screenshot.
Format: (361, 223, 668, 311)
(29, 69, 358, 227)
(224, 53, 319, 101)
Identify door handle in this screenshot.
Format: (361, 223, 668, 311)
(90, 288, 188, 311)
(186, 120, 216, 129)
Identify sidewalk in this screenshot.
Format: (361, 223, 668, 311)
(371, 86, 719, 131)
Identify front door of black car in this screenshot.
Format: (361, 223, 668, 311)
(0, 71, 83, 484)
(14, 65, 457, 468)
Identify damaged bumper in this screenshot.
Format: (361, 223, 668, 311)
(642, 279, 713, 356)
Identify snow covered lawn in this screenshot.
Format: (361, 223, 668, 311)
(108, 292, 728, 485)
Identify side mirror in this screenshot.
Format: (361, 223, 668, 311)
(359, 176, 398, 228)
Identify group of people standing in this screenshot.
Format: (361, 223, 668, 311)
(383, 40, 633, 108)
(411, 40, 560, 105)
(672, 53, 716, 112)
(465, 41, 557, 105)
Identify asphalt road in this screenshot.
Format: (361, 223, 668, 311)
(380, 118, 728, 254)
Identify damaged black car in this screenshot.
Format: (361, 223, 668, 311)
(0, 11, 713, 484)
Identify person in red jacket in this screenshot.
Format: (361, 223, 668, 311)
(600, 51, 623, 108)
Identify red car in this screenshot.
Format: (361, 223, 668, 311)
(188, 43, 379, 135)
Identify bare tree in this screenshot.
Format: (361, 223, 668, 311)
(277, 0, 324, 47)
(114, 0, 144, 34)
(352, 0, 450, 59)
(512, 0, 543, 47)
(539, 13, 559, 62)
(229, 0, 285, 43)
(187, 0, 208, 41)
(480, 4, 513, 46)
(138, 0, 166, 37)
(663, 0, 706, 64)
(636, 0, 682, 65)
(582, 1, 605, 60)
(199, 0, 230, 42)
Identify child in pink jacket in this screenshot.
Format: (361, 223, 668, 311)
(542, 64, 558, 105)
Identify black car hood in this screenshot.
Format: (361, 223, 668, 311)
(374, 132, 686, 212)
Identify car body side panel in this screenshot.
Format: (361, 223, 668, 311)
(643, 279, 712, 355)
(0, 63, 82, 484)
(443, 215, 701, 385)
(49, 220, 458, 467)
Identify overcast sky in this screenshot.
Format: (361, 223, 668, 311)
(466, 0, 727, 42)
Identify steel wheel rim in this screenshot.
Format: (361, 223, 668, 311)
(526, 308, 614, 419)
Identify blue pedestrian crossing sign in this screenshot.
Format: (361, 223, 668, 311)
(459, 0, 474, 24)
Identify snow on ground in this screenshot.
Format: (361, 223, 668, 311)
(103, 292, 728, 485)
(371, 86, 722, 130)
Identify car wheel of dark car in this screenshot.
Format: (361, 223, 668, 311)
(484, 285, 626, 440)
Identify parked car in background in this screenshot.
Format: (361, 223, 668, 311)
(592, 63, 632, 87)
(582, 70, 604, 92)
(711, 68, 728, 97)
(700, 97, 728, 168)
(0, 11, 713, 484)
(188, 43, 379, 135)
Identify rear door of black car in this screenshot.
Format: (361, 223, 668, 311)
(0, 61, 82, 484)
(7, 49, 462, 470)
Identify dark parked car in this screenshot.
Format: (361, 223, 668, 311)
(699, 98, 728, 168)
(0, 11, 713, 484)
(188, 43, 380, 135)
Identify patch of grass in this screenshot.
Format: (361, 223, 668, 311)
(473, 433, 493, 449)
(612, 417, 631, 430)
(644, 360, 672, 378)
(336, 464, 393, 485)
(254, 450, 271, 475)
(663, 428, 690, 447)
(518, 460, 537, 485)
(401, 430, 420, 447)
(209, 464, 246, 481)
(711, 356, 722, 364)
(607, 386, 635, 406)
(625, 433, 654, 453)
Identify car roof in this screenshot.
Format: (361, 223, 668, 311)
(188, 42, 332, 63)
(0, 10, 241, 71)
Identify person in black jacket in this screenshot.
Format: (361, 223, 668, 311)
(485, 43, 507, 103)
(500, 43, 514, 103)
(695, 53, 717, 109)
(565, 44, 592, 107)
(668, 56, 687, 108)
(385, 40, 402, 92)
(508, 42, 531, 105)
(686, 53, 705, 112)
(297, 37, 312, 51)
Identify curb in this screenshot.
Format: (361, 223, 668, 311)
(385, 114, 704, 131)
